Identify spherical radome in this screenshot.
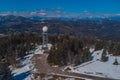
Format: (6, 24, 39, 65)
(42, 26, 48, 32)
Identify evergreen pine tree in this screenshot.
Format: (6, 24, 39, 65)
(101, 49, 108, 62)
(113, 58, 119, 65)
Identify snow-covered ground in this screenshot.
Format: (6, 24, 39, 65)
(11, 43, 52, 80)
(72, 49, 120, 79)
(35, 43, 52, 54)
(11, 54, 34, 80)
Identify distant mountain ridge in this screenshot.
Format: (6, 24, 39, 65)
(0, 10, 120, 21)
(0, 15, 120, 41)
(22, 14, 120, 21)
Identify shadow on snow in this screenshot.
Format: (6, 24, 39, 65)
(14, 71, 30, 80)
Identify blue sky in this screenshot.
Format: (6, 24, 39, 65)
(0, 0, 120, 14)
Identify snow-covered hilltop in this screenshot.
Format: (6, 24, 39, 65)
(11, 44, 120, 80)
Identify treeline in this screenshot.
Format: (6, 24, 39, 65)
(0, 33, 42, 63)
(47, 35, 120, 66)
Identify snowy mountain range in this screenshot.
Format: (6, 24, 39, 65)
(0, 10, 120, 21)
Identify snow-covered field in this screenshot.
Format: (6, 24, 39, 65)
(72, 49, 120, 79)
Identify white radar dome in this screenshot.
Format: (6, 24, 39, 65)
(42, 26, 48, 32)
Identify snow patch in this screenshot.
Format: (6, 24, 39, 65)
(92, 49, 103, 61)
(34, 43, 52, 54)
(89, 48, 94, 53)
(11, 54, 34, 80)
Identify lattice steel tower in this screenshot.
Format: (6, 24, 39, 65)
(42, 26, 48, 49)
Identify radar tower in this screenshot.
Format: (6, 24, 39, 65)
(42, 26, 48, 49)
